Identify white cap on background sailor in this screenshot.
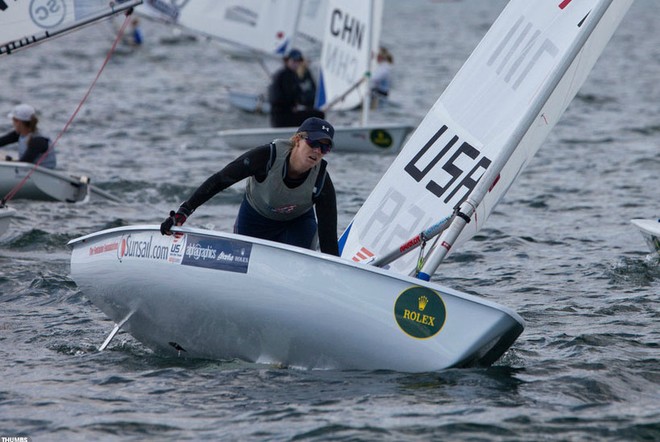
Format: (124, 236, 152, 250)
(7, 104, 36, 122)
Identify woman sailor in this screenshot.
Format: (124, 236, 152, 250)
(161, 117, 339, 256)
(1, 103, 56, 169)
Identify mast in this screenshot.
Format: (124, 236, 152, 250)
(360, 0, 374, 126)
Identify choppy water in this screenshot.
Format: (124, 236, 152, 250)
(1, 1, 659, 441)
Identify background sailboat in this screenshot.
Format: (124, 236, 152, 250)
(0, 0, 138, 233)
(217, 0, 415, 154)
(0, 162, 120, 202)
(139, 0, 328, 114)
(1, 0, 142, 55)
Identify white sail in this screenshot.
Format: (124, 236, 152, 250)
(139, 0, 302, 56)
(0, 0, 142, 55)
(315, 0, 383, 111)
(339, 0, 634, 276)
(295, 0, 329, 46)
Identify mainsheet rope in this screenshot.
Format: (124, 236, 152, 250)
(1, 9, 135, 206)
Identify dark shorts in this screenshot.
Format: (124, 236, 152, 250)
(234, 198, 318, 249)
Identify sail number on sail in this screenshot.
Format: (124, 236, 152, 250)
(349, 122, 493, 260)
(323, 6, 366, 84)
(0, 0, 66, 28)
(405, 125, 492, 206)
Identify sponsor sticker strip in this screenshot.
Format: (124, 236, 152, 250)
(88, 232, 252, 273)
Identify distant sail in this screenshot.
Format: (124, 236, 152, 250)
(339, 0, 634, 276)
(0, 0, 143, 55)
(315, 0, 383, 111)
(295, 0, 328, 46)
(139, 0, 302, 56)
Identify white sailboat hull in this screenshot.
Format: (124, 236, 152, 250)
(0, 162, 119, 203)
(68, 225, 524, 372)
(631, 219, 660, 257)
(0, 206, 16, 237)
(218, 123, 414, 155)
(228, 90, 271, 114)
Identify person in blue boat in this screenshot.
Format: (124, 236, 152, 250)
(129, 17, 143, 46)
(160, 117, 339, 256)
(268, 48, 325, 128)
(0, 103, 56, 169)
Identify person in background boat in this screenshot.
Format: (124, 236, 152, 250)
(268, 48, 325, 128)
(297, 58, 317, 109)
(0, 104, 56, 169)
(160, 117, 339, 256)
(128, 17, 143, 46)
(370, 46, 393, 109)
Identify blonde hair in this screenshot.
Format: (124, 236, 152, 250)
(290, 131, 307, 144)
(17, 115, 39, 133)
(378, 47, 393, 63)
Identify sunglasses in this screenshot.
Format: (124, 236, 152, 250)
(304, 137, 333, 154)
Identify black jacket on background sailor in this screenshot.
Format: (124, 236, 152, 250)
(268, 48, 325, 128)
(0, 129, 56, 168)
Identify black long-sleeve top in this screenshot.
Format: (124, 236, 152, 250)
(0, 130, 49, 163)
(268, 67, 301, 114)
(182, 144, 339, 256)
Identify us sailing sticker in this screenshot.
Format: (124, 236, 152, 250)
(394, 286, 446, 339)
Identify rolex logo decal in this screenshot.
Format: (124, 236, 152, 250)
(370, 129, 393, 148)
(394, 286, 446, 339)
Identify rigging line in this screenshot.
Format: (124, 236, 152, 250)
(2, 9, 135, 206)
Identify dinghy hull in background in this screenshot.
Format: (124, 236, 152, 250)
(631, 219, 660, 257)
(218, 123, 414, 155)
(0, 162, 119, 203)
(228, 90, 271, 114)
(69, 226, 524, 372)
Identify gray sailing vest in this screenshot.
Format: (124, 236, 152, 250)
(245, 140, 326, 221)
(18, 131, 56, 169)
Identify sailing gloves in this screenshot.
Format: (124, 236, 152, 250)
(160, 204, 192, 235)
